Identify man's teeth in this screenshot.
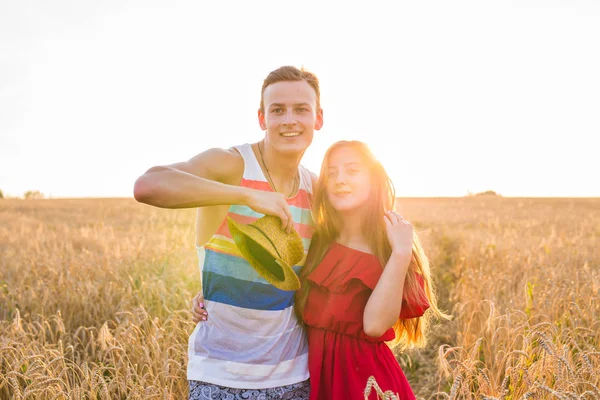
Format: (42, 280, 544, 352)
(281, 132, 301, 137)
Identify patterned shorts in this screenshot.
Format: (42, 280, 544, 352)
(188, 379, 310, 400)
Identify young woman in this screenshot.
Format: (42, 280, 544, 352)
(193, 140, 447, 399)
(295, 140, 447, 399)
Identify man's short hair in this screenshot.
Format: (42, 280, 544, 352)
(260, 66, 321, 113)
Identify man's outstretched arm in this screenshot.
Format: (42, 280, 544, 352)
(133, 148, 247, 209)
(133, 146, 295, 231)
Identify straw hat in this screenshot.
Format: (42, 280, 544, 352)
(227, 215, 304, 291)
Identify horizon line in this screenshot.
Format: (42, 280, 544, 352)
(3, 195, 600, 200)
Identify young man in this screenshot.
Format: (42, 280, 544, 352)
(133, 66, 323, 400)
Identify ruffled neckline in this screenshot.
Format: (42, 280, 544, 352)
(306, 242, 382, 292)
(333, 241, 376, 256)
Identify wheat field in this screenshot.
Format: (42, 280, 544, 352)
(1, 197, 598, 399)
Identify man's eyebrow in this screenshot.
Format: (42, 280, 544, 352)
(269, 102, 312, 108)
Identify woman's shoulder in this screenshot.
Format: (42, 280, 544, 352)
(306, 242, 383, 292)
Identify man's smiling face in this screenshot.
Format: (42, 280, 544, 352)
(259, 80, 323, 156)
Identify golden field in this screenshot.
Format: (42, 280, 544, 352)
(0, 197, 598, 399)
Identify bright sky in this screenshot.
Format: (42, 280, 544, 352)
(1, 0, 599, 198)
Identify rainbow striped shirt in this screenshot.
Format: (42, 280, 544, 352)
(187, 143, 314, 389)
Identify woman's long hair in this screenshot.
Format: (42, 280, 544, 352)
(295, 140, 449, 349)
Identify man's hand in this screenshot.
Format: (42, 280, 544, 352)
(246, 190, 295, 233)
(192, 291, 208, 323)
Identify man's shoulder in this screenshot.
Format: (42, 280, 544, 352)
(200, 146, 243, 159)
(191, 146, 244, 164)
(187, 146, 245, 183)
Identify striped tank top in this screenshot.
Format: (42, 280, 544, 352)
(187, 143, 314, 389)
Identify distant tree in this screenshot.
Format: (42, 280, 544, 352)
(475, 190, 501, 197)
(0, 189, 4, 199)
(24, 190, 45, 199)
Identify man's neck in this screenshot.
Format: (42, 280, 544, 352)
(255, 141, 302, 193)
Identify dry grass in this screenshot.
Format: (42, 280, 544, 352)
(396, 197, 600, 399)
(1, 197, 598, 399)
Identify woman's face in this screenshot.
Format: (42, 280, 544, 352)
(325, 146, 372, 214)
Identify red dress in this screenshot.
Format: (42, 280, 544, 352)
(302, 242, 430, 400)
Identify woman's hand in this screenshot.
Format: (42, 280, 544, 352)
(384, 211, 413, 256)
(192, 291, 208, 323)
(363, 211, 413, 337)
